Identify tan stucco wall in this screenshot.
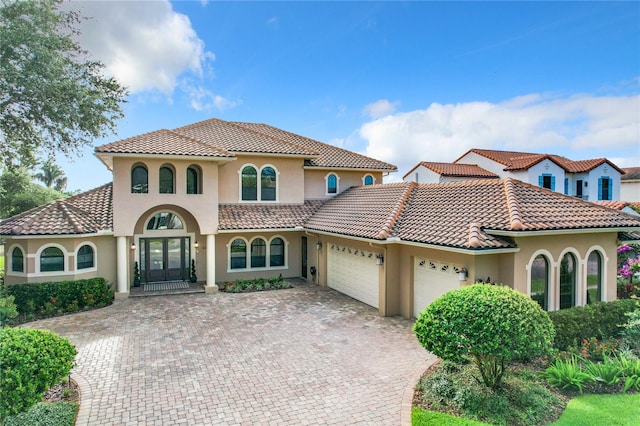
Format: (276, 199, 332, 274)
(217, 155, 305, 204)
(303, 170, 384, 199)
(112, 157, 219, 236)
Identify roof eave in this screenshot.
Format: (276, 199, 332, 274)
(94, 152, 237, 164)
(486, 226, 640, 237)
(4, 230, 114, 239)
(303, 166, 398, 172)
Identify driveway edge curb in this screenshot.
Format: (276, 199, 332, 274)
(72, 372, 92, 426)
(400, 355, 437, 426)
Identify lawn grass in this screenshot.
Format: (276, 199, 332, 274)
(551, 393, 640, 426)
(412, 407, 489, 425)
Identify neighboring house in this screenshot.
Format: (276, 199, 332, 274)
(436, 149, 624, 201)
(620, 167, 640, 202)
(593, 201, 640, 216)
(2, 118, 640, 319)
(402, 162, 499, 183)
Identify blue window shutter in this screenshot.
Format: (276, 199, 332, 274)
(564, 178, 568, 195)
(538, 175, 544, 187)
(551, 176, 556, 191)
(598, 177, 603, 200)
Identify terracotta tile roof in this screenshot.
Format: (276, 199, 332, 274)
(174, 119, 318, 156)
(622, 167, 640, 180)
(305, 183, 413, 240)
(620, 231, 640, 242)
(403, 162, 498, 179)
(96, 129, 233, 157)
(218, 201, 325, 230)
(231, 122, 397, 171)
(0, 183, 113, 236)
(456, 148, 624, 174)
(594, 201, 640, 214)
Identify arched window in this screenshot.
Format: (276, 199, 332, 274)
(586, 251, 603, 304)
(77, 245, 94, 270)
(131, 164, 148, 193)
(327, 173, 338, 194)
(146, 212, 184, 230)
(530, 254, 549, 311)
(11, 247, 24, 273)
(242, 166, 258, 201)
(270, 238, 285, 267)
(559, 253, 577, 309)
(186, 166, 201, 194)
(261, 167, 277, 201)
(159, 165, 175, 194)
(251, 238, 266, 268)
(230, 239, 247, 269)
(40, 246, 64, 272)
(363, 175, 374, 186)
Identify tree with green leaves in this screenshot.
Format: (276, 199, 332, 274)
(0, 167, 63, 218)
(0, 0, 127, 166)
(33, 158, 68, 192)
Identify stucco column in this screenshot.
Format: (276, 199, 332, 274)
(205, 234, 218, 293)
(116, 236, 129, 298)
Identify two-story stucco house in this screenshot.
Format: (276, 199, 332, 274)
(2, 118, 640, 318)
(621, 167, 640, 202)
(405, 149, 625, 202)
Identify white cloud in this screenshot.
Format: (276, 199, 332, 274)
(363, 99, 399, 119)
(66, 0, 214, 95)
(184, 83, 240, 112)
(360, 93, 640, 178)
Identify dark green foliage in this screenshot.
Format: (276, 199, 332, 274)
(3, 401, 78, 426)
(224, 276, 291, 293)
(0, 328, 77, 419)
(0, 167, 64, 218)
(190, 259, 197, 283)
(413, 284, 555, 388)
(548, 300, 638, 351)
(6, 278, 114, 324)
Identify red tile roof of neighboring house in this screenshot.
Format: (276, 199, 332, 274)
(218, 201, 325, 230)
(622, 167, 640, 180)
(455, 149, 624, 174)
(594, 201, 640, 214)
(0, 183, 113, 236)
(402, 162, 498, 180)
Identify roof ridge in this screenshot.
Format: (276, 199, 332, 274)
(225, 121, 320, 156)
(376, 182, 415, 239)
(166, 128, 234, 157)
(503, 179, 525, 230)
(58, 202, 85, 234)
(467, 222, 483, 248)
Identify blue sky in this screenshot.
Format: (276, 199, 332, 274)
(59, 1, 639, 192)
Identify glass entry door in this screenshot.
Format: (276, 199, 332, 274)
(141, 237, 190, 282)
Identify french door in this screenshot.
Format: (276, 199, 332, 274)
(140, 237, 190, 282)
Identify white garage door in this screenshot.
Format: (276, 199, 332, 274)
(413, 258, 461, 317)
(328, 244, 379, 309)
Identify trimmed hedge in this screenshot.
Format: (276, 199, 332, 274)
(6, 278, 114, 321)
(224, 276, 291, 293)
(0, 328, 77, 419)
(548, 299, 638, 351)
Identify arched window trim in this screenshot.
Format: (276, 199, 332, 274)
(186, 165, 202, 195)
(159, 163, 176, 194)
(131, 163, 149, 194)
(526, 249, 553, 311)
(250, 237, 267, 268)
(227, 235, 289, 272)
(586, 246, 607, 303)
(228, 237, 249, 270)
(36, 243, 68, 275)
(238, 163, 279, 202)
(76, 242, 97, 271)
(558, 248, 581, 309)
(268, 236, 287, 267)
(362, 174, 375, 186)
(325, 173, 340, 195)
(7, 244, 26, 276)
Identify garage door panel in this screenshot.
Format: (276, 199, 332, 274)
(328, 244, 379, 309)
(413, 258, 461, 317)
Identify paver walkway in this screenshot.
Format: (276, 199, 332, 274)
(24, 283, 435, 425)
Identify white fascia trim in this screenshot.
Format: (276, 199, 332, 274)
(8, 231, 113, 240)
(102, 152, 237, 162)
(486, 226, 640, 237)
(217, 228, 300, 234)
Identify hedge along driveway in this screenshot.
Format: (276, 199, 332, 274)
(22, 284, 436, 425)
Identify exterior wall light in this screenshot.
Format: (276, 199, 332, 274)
(316, 241, 322, 250)
(376, 254, 384, 265)
(130, 243, 136, 251)
(458, 267, 468, 281)
(194, 241, 199, 249)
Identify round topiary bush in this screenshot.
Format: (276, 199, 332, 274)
(0, 328, 77, 420)
(413, 284, 555, 389)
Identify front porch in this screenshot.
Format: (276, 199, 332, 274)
(129, 280, 206, 297)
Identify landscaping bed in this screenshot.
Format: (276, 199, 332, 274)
(220, 276, 292, 293)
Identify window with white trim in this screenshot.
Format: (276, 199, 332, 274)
(40, 247, 65, 272)
(77, 244, 95, 270)
(586, 251, 603, 304)
(230, 239, 247, 269)
(241, 165, 278, 201)
(228, 236, 287, 270)
(363, 175, 374, 186)
(559, 253, 577, 309)
(11, 246, 24, 273)
(326, 173, 338, 194)
(530, 254, 549, 311)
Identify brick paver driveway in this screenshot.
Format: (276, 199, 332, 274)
(25, 283, 435, 425)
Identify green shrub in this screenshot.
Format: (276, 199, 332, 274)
(3, 401, 78, 426)
(224, 275, 291, 293)
(544, 355, 593, 393)
(0, 328, 77, 420)
(621, 308, 640, 353)
(0, 285, 19, 326)
(6, 278, 114, 323)
(548, 299, 637, 351)
(413, 284, 555, 388)
(584, 356, 621, 387)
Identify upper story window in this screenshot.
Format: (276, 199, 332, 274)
(147, 212, 184, 230)
(363, 175, 375, 186)
(241, 164, 278, 201)
(326, 173, 339, 195)
(598, 176, 612, 200)
(40, 246, 64, 272)
(131, 164, 148, 193)
(186, 165, 202, 194)
(77, 244, 95, 270)
(539, 173, 555, 191)
(159, 165, 175, 194)
(11, 247, 24, 273)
